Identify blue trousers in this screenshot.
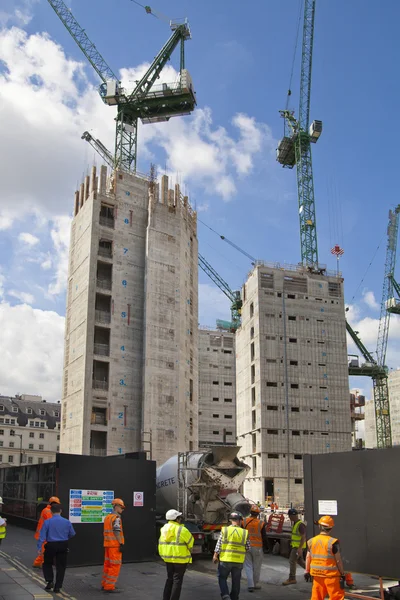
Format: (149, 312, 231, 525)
(218, 562, 243, 600)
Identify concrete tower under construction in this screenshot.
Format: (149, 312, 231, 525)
(60, 166, 198, 464)
(236, 262, 352, 506)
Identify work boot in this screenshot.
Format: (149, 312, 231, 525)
(347, 584, 356, 590)
(53, 587, 61, 594)
(44, 582, 54, 591)
(248, 587, 255, 592)
(282, 579, 296, 586)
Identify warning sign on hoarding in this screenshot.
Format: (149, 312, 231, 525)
(69, 489, 114, 523)
(133, 491, 144, 507)
(318, 500, 338, 515)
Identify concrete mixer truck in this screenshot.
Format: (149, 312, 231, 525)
(156, 446, 251, 553)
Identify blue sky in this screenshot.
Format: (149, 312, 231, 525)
(1, 0, 400, 400)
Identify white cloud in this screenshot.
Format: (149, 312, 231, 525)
(0, 270, 5, 300)
(362, 290, 380, 311)
(18, 232, 40, 246)
(41, 257, 52, 270)
(8, 290, 35, 304)
(0, 302, 64, 401)
(48, 216, 72, 295)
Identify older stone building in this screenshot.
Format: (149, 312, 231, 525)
(0, 395, 60, 466)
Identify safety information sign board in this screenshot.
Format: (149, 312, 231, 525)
(133, 491, 144, 507)
(318, 500, 338, 515)
(69, 489, 114, 523)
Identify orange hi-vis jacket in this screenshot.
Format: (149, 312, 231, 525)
(243, 517, 264, 548)
(34, 505, 52, 540)
(103, 513, 124, 547)
(309, 534, 341, 578)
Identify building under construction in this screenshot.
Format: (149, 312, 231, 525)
(236, 262, 352, 506)
(60, 167, 198, 464)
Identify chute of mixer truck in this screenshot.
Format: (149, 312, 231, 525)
(156, 446, 251, 553)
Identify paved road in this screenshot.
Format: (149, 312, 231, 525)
(0, 525, 395, 600)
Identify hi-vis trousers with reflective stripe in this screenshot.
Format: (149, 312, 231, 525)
(102, 547, 122, 591)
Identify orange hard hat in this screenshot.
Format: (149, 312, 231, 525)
(49, 496, 60, 504)
(318, 515, 334, 528)
(250, 504, 260, 514)
(112, 498, 126, 509)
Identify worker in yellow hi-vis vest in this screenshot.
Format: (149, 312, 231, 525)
(0, 497, 7, 545)
(282, 508, 307, 586)
(213, 512, 250, 600)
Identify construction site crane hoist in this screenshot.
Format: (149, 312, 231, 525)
(47, 0, 196, 172)
(277, 0, 322, 273)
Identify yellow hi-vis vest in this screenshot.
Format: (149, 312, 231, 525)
(220, 525, 249, 563)
(291, 520, 306, 549)
(158, 521, 194, 564)
(0, 520, 6, 540)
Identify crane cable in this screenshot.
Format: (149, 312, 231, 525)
(128, 0, 170, 24)
(349, 231, 386, 306)
(198, 217, 257, 264)
(285, 0, 304, 111)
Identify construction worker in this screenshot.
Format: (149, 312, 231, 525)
(0, 497, 7, 545)
(243, 505, 267, 591)
(282, 508, 306, 585)
(38, 503, 76, 593)
(33, 496, 60, 568)
(213, 512, 250, 600)
(102, 498, 126, 594)
(158, 509, 194, 600)
(304, 515, 346, 600)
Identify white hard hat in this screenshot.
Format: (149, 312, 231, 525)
(0, 496, 3, 504)
(166, 509, 182, 521)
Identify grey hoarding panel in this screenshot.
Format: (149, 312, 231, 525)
(304, 447, 400, 579)
(57, 452, 156, 566)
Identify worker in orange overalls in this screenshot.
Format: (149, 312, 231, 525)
(102, 498, 125, 594)
(33, 496, 60, 568)
(304, 515, 346, 600)
(243, 505, 267, 591)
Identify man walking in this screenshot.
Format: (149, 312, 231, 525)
(213, 511, 250, 600)
(33, 496, 61, 567)
(282, 508, 306, 586)
(38, 503, 75, 593)
(0, 497, 7, 545)
(158, 509, 194, 600)
(103, 498, 126, 594)
(304, 515, 346, 600)
(243, 505, 266, 591)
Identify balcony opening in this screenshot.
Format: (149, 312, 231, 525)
(100, 204, 114, 228)
(252, 433, 257, 453)
(250, 342, 255, 362)
(98, 239, 113, 258)
(94, 327, 110, 357)
(92, 360, 109, 390)
(90, 430, 107, 456)
(91, 407, 107, 426)
(251, 364, 255, 384)
(97, 262, 112, 291)
(95, 294, 111, 324)
(252, 409, 256, 429)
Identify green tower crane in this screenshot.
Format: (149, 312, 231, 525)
(47, 0, 196, 172)
(373, 205, 400, 447)
(277, 0, 322, 272)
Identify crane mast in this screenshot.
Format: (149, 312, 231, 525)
(277, 0, 322, 272)
(373, 205, 400, 448)
(47, 0, 196, 172)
